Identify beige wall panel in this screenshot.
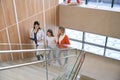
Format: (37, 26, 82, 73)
(22, 45, 35, 58)
(15, 0, 28, 21)
(51, 8, 55, 26)
(35, 0, 43, 13)
(44, 0, 50, 10)
(0, 30, 8, 43)
(19, 21, 31, 44)
(0, 45, 11, 62)
(0, 45, 10, 62)
(45, 10, 51, 29)
(0, 53, 12, 62)
(8, 25, 19, 43)
(0, 30, 11, 62)
(45, 8, 56, 30)
(2, 0, 16, 26)
(55, 0, 59, 5)
(27, 0, 43, 17)
(19, 17, 37, 44)
(34, 0, 43, 13)
(0, 45, 9, 50)
(50, 0, 55, 8)
(36, 13, 44, 28)
(59, 5, 120, 39)
(0, 4, 5, 30)
(49, 9, 53, 28)
(11, 45, 22, 60)
(8, 25, 22, 60)
(56, 6, 59, 26)
(26, 0, 35, 17)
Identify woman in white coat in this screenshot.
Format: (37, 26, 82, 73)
(30, 21, 44, 60)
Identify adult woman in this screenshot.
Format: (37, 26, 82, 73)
(56, 26, 70, 66)
(30, 21, 44, 60)
(46, 29, 56, 62)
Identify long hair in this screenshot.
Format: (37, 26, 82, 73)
(47, 29, 54, 37)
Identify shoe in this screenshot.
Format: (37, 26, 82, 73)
(36, 55, 40, 60)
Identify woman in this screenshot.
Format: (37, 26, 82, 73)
(30, 21, 44, 60)
(46, 29, 56, 63)
(56, 26, 70, 66)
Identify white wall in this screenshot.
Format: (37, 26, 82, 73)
(59, 5, 120, 39)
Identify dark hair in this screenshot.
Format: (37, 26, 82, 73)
(59, 26, 65, 32)
(33, 21, 41, 30)
(47, 29, 54, 37)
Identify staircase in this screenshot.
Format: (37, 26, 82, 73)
(0, 48, 88, 80)
(79, 75, 96, 80)
(52, 50, 87, 80)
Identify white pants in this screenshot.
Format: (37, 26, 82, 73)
(36, 40, 45, 55)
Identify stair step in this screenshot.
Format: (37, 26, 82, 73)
(80, 75, 96, 80)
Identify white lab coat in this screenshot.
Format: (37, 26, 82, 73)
(30, 29, 45, 55)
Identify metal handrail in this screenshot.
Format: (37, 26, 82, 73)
(72, 52, 86, 80)
(0, 48, 75, 54)
(0, 48, 77, 71)
(67, 50, 86, 80)
(0, 47, 86, 80)
(67, 50, 83, 80)
(0, 55, 76, 71)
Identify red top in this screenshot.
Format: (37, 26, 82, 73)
(57, 35, 70, 48)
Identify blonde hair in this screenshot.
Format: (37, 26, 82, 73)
(59, 26, 65, 33)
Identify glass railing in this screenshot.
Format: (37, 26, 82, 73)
(0, 44, 86, 80)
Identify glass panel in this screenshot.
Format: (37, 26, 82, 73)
(107, 37, 120, 50)
(0, 47, 79, 80)
(70, 40, 82, 50)
(85, 32, 106, 46)
(105, 49, 120, 60)
(47, 48, 78, 80)
(67, 50, 85, 80)
(84, 44, 104, 55)
(66, 28, 83, 41)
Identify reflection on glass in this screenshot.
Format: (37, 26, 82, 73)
(70, 40, 82, 50)
(66, 29, 83, 41)
(85, 32, 106, 46)
(105, 49, 120, 60)
(107, 37, 120, 50)
(84, 44, 104, 55)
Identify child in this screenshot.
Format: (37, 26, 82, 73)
(46, 29, 56, 63)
